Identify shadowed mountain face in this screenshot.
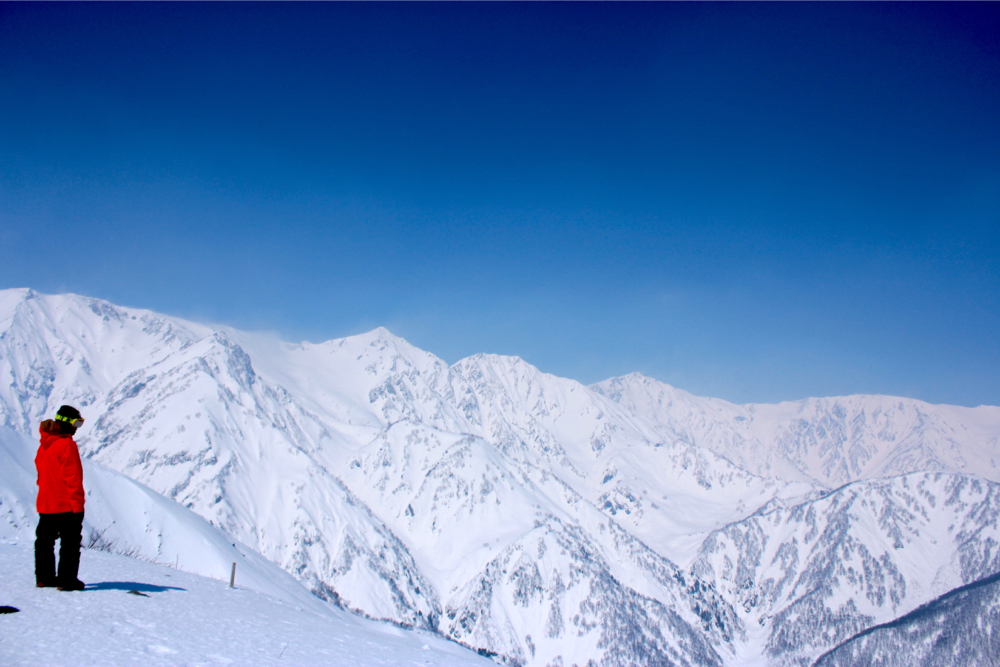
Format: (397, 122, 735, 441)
(814, 571, 1000, 667)
(3, 288, 1000, 666)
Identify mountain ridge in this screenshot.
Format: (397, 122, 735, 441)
(2, 288, 999, 667)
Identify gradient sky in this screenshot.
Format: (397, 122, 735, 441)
(2, 3, 998, 406)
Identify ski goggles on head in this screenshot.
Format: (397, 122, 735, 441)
(55, 414, 84, 427)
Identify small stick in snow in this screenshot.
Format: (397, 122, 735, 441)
(230, 562, 236, 588)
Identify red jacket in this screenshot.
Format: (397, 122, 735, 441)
(35, 420, 85, 514)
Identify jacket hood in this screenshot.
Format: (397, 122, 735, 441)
(39, 419, 75, 440)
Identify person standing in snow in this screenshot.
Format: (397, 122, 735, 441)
(34, 405, 87, 591)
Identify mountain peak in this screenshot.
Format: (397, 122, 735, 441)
(337, 326, 411, 350)
(4, 290, 1000, 667)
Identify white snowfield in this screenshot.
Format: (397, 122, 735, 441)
(0, 542, 491, 667)
(1, 288, 999, 667)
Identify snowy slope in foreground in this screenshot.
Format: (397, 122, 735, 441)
(1, 426, 327, 613)
(0, 542, 492, 667)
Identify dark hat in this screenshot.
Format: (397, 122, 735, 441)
(56, 405, 83, 421)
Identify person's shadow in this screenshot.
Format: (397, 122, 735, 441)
(87, 581, 186, 593)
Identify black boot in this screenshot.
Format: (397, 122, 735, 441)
(57, 579, 86, 591)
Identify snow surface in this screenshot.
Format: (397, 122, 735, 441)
(0, 542, 491, 667)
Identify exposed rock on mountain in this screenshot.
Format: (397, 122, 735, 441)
(814, 570, 1000, 667)
(3, 288, 999, 666)
(691, 472, 1000, 665)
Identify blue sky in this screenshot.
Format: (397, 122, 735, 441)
(2, 3, 998, 406)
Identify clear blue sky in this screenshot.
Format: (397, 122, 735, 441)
(2, 3, 998, 406)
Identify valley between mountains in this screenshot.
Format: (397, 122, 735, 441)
(2, 288, 999, 667)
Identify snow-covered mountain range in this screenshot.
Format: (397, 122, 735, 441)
(2, 288, 999, 666)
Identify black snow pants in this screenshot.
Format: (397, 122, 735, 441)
(34, 511, 84, 586)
